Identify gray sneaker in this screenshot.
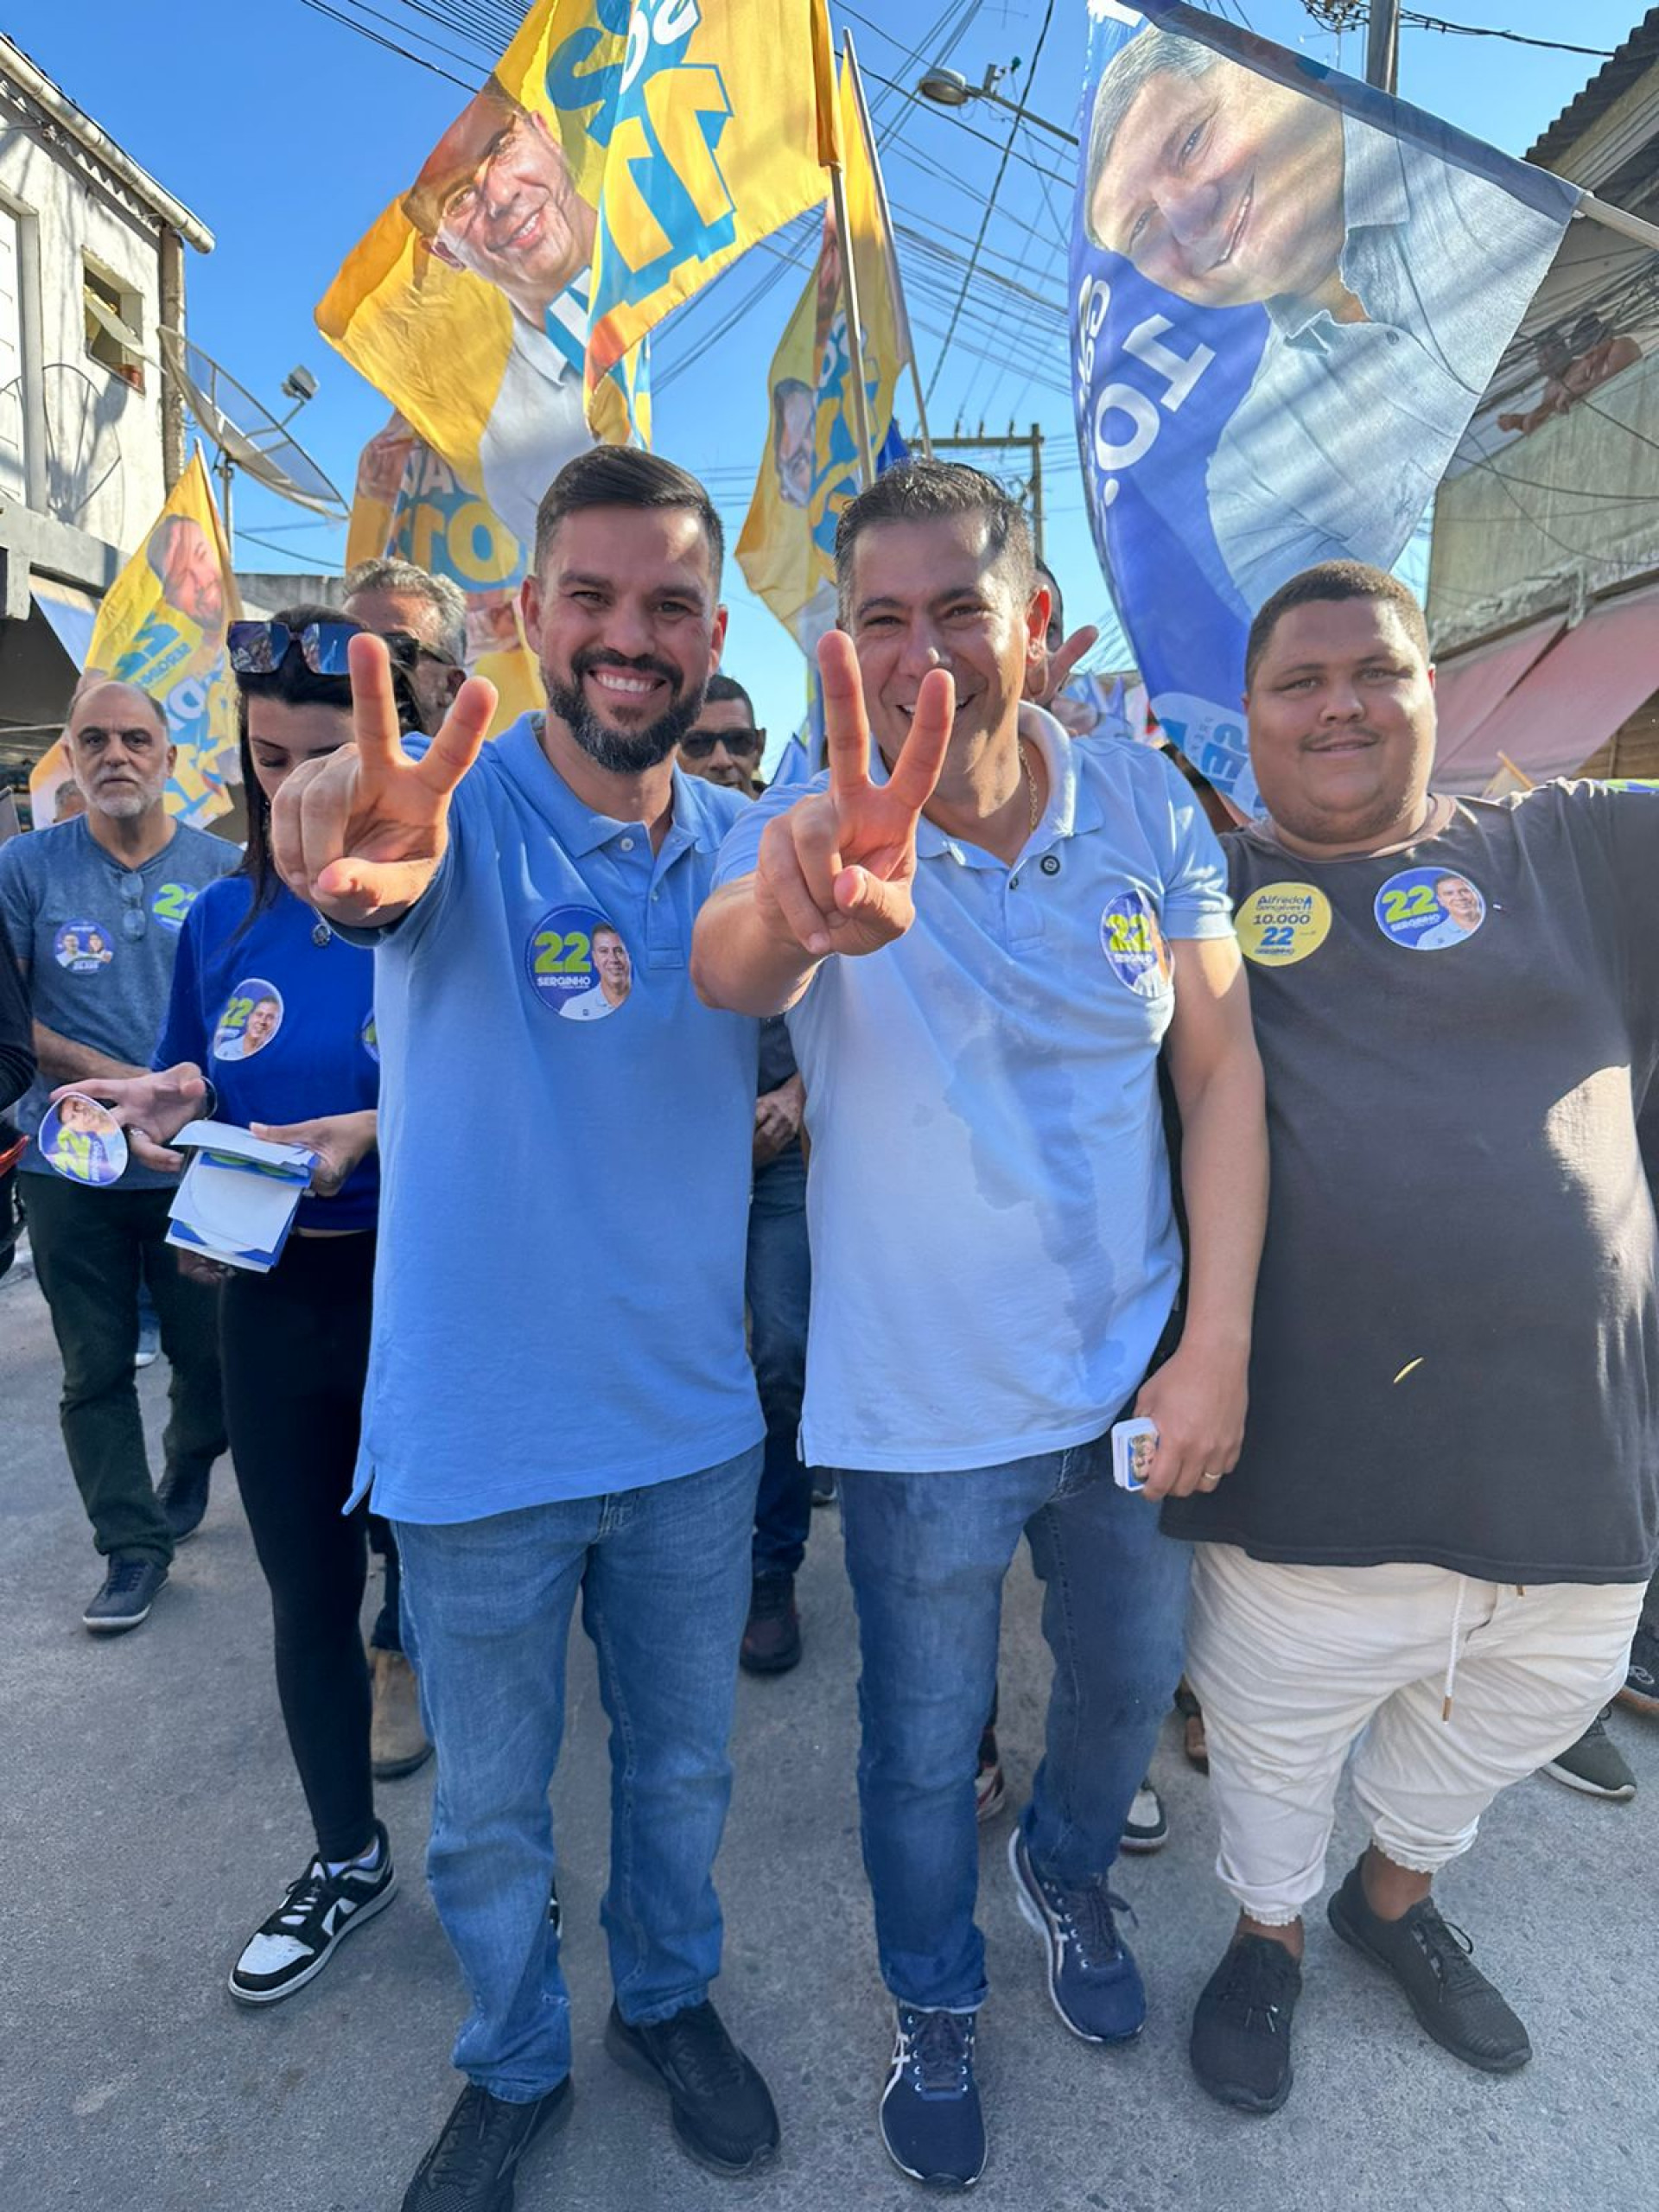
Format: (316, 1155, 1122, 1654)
(1544, 1707, 1637, 1800)
(83, 1555, 168, 1634)
(1327, 1859, 1530, 2073)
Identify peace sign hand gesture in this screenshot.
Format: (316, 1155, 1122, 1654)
(269, 633, 497, 928)
(755, 631, 954, 961)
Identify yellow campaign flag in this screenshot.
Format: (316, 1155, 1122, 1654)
(29, 453, 240, 829)
(348, 416, 544, 734)
(737, 46, 910, 656)
(319, 0, 834, 558)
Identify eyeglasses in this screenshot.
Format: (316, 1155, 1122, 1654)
(226, 622, 448, 678)
(118, 870, 148, 943)
(681, 728, 765, 761)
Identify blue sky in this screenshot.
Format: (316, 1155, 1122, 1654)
(7, 0, 1641, 757)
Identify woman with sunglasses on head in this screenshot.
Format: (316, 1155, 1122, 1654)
(71, 608, 432, 2004)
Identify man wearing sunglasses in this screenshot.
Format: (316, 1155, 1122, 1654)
(0, 681, 237, 1632)
(345, 559, 469, 736)
(677, 676, 766, 797)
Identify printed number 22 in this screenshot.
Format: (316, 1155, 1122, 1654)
(1258, 925, 1295, 950)
(534, 931, 593, 976)
(1381, 886, 1436, 925)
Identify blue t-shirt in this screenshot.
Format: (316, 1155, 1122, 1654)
(154, 874, 380, 1233)
(0, 817, 240, 1187)
(350, 714, 764, 1522)
(714, 710, 1236, 1472)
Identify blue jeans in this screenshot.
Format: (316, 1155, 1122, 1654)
(395, 1443, 761, 2101)
(838, 1432, 1192, 2013)
(747, 1147, 811, 1580)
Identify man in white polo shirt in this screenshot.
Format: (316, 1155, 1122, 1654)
(693, 461, 1267, 2191)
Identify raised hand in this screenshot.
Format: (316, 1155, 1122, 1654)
(269, 633, 496, 927)
(52, 1063, 207, 1172)
(754, 631, 954, 961)
(1027, 623, 1100, 712)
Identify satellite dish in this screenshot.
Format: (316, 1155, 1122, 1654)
(158, 328, 347, 537)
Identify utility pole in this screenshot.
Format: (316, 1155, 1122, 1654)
(1365, 0, 1399, 93)
(924, 423, 1046, 560)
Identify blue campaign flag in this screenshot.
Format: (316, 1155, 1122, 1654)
(1071, 1, 1578, 812)
(766, 733, 815, 790)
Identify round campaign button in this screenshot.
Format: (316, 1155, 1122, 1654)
(1235, 882, 1332, 967)
(54, 919, 114, 973)
(1099, 890, 1173, 997)
(38, 1094, 127, 1186)
(524, 905, 632, 1022)
(1375, 866, 1486, 952)
(213, 978, 285, 1061)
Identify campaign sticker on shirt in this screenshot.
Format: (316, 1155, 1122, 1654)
(1099, 891, 1173, 997)
(1375, 867, 1486, 952)
(213, 978, 285, 1061)
(54, 919, 114, 973)
(149, 881, 199, 931)
(1235, 882, 1332, 967)
(524, 905, 632, 1022)
(360, 1012, 379, 1065)
(38, 1094, 127, 1186)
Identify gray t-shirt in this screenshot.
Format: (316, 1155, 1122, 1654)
(0, 817, 239, 1187)
(1165, 785, 1659, 1585)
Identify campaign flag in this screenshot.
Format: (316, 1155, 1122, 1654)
(1071, 0, 1578, 811)
(319, 0, 836, 556)
(29, 453, 239, 828)
(347, 416, 543, 733)
(737, 42, 911, 664)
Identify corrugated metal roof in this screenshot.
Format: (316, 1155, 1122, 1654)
(1529, 9, 1659, 168)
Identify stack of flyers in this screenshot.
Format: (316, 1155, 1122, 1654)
(166, 1122, 319, 1274)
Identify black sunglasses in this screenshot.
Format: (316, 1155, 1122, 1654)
(227, 621, 450, 677)
(681, 728, 765, 760)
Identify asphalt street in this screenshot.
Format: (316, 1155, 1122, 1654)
(3, 1238, 1656, 2212)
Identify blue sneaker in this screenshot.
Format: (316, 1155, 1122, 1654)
(1008, 1827, 1145, 2043)
(880, 2005, 985, 2192)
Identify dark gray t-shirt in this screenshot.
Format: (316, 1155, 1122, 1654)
(1165, 785, 1659, 1584)
(0, 817, 239, 1187)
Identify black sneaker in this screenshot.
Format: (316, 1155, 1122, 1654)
(1326, 1859, 1530, 2073)
(1189, 1935, 1302, 2114)
(156, 1461, 210, 1543)
(83, 1554, 167, 1634)
(1008, 1827, 1145, 2043)
(1120, 1777, 1169, 1853)
(810, 1469, 837, 1505)
(1544, 1707, 1637, 1800)
(605, 1999, 779, 2176)
(740, 1573, 802, 1675)
(229, 1821, 397, 2005)
(402, 2077, 572, 2212)
(880, 2005, 985, 2191)
(1618, 1624, 1659, 1717)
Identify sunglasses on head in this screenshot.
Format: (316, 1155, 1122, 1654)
(681, 727, 765, 760)
(227, 621, 452, 677)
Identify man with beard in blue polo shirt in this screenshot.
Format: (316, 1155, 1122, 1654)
(694, 461, 1267, 2192)
(270, 448, 779, 2212)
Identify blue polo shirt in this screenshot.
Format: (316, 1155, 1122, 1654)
(353, 714, 763, 1522)
(714, 710, 1235, 1473)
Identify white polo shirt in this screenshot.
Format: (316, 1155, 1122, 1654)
(714, 709, 1234, 1472)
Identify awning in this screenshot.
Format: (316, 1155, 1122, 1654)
(1431, 613, 1563, 779)
(1434, 584, 1659, 794)
(29, 577, 99, 668)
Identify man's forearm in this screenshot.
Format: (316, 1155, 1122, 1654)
(1177, 1052, 1268, 1354)
(692, 880, 822, 1017)
(33, 1022, 145, 1087)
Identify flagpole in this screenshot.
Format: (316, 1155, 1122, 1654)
(1576, 190, 1659, 255)
(845, 33, 932, 461)
(826, 115, 878, 492)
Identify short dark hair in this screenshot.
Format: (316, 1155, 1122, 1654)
(701, 673, 756, 726)
(834, 459, 1034, 622)
(1244, 561, 1430, 688)
(1034, 556, 1064, 638)
(533, 447, 723, 587)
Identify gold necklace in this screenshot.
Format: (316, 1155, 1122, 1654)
(1015, 738, 1040, 837)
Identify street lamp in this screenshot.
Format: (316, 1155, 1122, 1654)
(916, 60, 1079, 147)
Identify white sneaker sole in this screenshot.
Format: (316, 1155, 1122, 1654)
(877, 2075, 984, 2191)
(227, 1873, 398, 2005)
(1007, 1828, 1142, 2046)
(1542, 1758, 1637, 1801)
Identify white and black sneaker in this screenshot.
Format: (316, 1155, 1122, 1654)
(228, 1821, 397, 2005)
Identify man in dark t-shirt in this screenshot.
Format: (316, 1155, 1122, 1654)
(1173, 562, 1659, 2119)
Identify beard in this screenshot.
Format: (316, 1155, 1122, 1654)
(545, 647, 703, 775)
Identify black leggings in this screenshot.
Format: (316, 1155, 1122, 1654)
(219, 1233, 377, 1863)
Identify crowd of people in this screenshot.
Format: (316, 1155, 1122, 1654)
(3, 451, 1657, 2210)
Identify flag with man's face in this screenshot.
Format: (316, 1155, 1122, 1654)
(1071, 0, 1577, 812)
(737, 46, 909, 661)
(347, 416, 544, 734)
(28, 453, 239, 827)
(319, 0, 836, 557)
